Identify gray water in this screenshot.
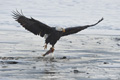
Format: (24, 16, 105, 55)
(0, 0, 120, 80)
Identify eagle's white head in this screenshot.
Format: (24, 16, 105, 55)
(55, 27, 65, 32)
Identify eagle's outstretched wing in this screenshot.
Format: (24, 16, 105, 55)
(62, 18, 103, 36)
(12, 10, 53, 37)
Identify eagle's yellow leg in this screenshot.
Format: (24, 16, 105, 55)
(44, 44, 47, 49)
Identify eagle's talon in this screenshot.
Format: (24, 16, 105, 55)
(42, 47, 55, 57)
(44, 44, 47, 49)
(51, 47, 54, 52)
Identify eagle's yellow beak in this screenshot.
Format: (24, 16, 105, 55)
(62, 29, 65, 32)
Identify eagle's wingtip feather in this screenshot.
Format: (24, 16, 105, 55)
(12, 10, 24, 20)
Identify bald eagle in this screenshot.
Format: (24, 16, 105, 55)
(12, 10, 103, 57)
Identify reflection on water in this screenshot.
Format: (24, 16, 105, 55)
(0, 30, 120, 80)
